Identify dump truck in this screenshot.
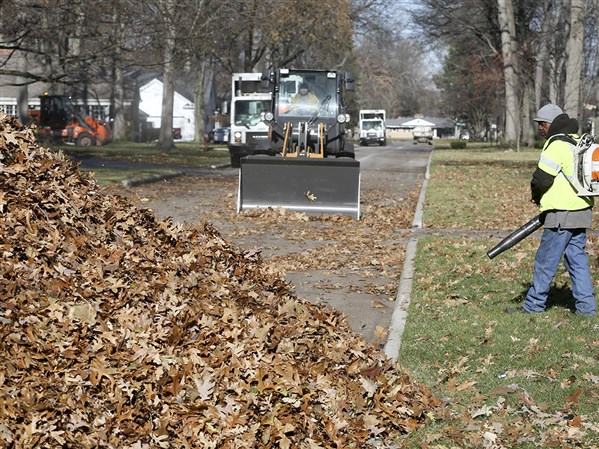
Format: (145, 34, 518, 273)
(228, 73, 273, 168)
(237, 68, 360, 219)
(359, 109, 386, 146)
(413, 125, 433, 145)
(29, 94, 112, 146)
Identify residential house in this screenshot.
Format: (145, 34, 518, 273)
(138, 77, 196, 141)
(386, 115, 456, 140)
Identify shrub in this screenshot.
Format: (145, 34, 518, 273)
(450, 141, 467, 149)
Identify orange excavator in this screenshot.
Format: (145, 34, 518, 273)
(29, 94, 112, 146)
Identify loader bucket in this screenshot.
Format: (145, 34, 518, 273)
(238, 156, 361, 219)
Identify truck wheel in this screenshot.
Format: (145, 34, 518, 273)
(76, 133, 95, 147)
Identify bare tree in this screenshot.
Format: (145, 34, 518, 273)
(564, 0, 585, 119)
(1, 0, 137, 124)
(354, 28, 435, 117)
(410, 0, 599, 144)
(2, 0, 431, 145)
(158, 0, 177, 151)
(192, 60, 212, 143)
(110, 3, 128, 142)
(175, 0, 224, 144)
(498, 0, 520, 145)
(595, 0, 599, 134)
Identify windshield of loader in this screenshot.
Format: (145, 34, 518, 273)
(277, 71, 337, 119)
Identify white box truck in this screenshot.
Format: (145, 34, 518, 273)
(228, 73, 272, 167)
(358, 109, 386, 146)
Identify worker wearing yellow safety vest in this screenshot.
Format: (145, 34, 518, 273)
(507, 103, 596, 316)
(288, 83, 319, 114)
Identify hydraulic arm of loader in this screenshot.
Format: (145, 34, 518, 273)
(281, 122, 325, 158)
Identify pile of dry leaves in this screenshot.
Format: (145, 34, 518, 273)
(0, 112, 442, 448)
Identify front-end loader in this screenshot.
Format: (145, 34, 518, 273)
(237, 68, 360, 219)
(30, 94, 112, 146)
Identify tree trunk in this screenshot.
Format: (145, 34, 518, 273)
(112, 66, 127, 141)
(534, 38, 546, 111)
(498, 0, 519, 147)
(158, 0, 177, 152)
(194, 59, 207, 144)
(17, 53, 29, 125)
(564, 0, 584, 121)
(549, 2, 570, 104)
(534, 1, 554, 110)
(523, 81, 535, 147)
(595, 0, 599, 136)
(70, 0, 88, 107)
(131, 78, 142, 142)
(111, 5, 127, 141)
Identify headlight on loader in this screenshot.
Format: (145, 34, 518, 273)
(263, 112, 274, 122)
(337, 113, 350, 124)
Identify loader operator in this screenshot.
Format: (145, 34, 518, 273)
(506, 103, 596, 316)
(288, 83, 319, 114)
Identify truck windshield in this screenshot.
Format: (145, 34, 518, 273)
(234, 99, 270, 126)
(277, 71, 338, 119)
(362, 120, 383, 131)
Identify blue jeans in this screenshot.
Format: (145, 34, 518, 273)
(525, 228, 597, 316)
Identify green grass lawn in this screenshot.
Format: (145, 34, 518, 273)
(398, 146, 599, 448)
(47, 141, 231, 185)
(424, 147, 541, 229)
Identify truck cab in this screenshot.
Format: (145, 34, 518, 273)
(228, 73, 273, 167)
(359, 109, 386, 146)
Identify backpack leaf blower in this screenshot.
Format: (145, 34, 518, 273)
(486, 214, 544, 259)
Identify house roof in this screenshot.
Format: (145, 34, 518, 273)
(139, 76, 195, 104)
(387, 116, 455, 128)
(401, 118, 435, 127)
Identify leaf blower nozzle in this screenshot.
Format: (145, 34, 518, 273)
(486, 214, 544, 259)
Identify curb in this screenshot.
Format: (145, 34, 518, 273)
(384, 150, 433, 362)
(121, 171, 185, 188)
(120, 162, 231, 188)
(210, 163, 231, 169)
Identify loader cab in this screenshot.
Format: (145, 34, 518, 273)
(39, 95, 74, 130)
(36, 94, 112, 146)
(274, 70, 339, 122)
(260, 68, 354, 158)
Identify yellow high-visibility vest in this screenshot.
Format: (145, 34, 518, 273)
(538, 134, 594, 211)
